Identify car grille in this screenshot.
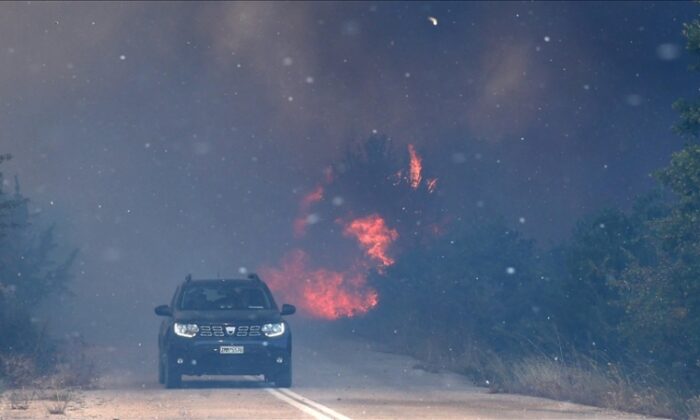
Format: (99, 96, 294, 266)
(198, 324, 261, 338)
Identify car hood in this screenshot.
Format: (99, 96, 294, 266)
(173, 309, 283, 323)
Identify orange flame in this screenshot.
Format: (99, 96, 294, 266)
(426, 178, 438, 193)
(408, 144, 422, 189)
(259, 250, 378, 320)
(344, 214, 399, 266)
(264, 144, 439, 320)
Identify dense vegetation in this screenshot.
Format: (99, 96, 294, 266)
(343, 19, 700, 418)
(0, 155, 86, 388)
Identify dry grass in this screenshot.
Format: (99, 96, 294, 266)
(44, 388, 73, 415)
(423, 341, 693, 418)
(8, 388, 34, 410)
(509, 357, 610, 405)
(686, 395, 700, 419)
(37, 374, 82, 415)
(49, 361, 97, 390)
(504, 357, 680, 417)
(374, 331, 695, 418)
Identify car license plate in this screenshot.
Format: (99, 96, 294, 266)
(219, 345, 244, 354)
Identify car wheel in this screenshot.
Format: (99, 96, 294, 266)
(271, 363, 292, 388)
(164, 356, 182, 389)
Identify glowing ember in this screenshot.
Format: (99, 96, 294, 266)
(391, 169, 404, 186)
(323, 166, 334, 184)
(301, 185, 324, 208)
(293, 217, 307, 236)
(259, 250, 378, 320)
(408, 144, 422, 189)
(294, 185, 324, 236)
(426, 178, 438, 193)
(344, 214, 399, 266)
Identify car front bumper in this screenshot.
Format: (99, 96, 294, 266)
(167, 336, 290, 376)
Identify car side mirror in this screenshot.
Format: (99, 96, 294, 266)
(154, 304, 172, 317)
(280, 304, 296, 316)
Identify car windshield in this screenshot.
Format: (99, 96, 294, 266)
(179, 284, 272, 311)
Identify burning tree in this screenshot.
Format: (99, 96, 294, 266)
(260, 135, 443, 320)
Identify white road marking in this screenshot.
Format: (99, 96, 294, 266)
(242, 375, 352, 420)
(277, 388, 352, 420)
(265, 387, 332, 420)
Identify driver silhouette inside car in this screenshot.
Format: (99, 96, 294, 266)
(214, 288, 244, 310)
(183, 288, 210, 311)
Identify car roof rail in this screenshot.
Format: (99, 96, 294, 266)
(247, 273, 261, 282)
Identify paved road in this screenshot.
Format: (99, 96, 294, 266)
(1, 324, 651, 419)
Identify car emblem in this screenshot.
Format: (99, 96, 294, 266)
(225, 326, 236, 335)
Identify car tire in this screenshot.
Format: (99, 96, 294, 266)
(271, 363, 292, 388)
(164, 356, 182, 389)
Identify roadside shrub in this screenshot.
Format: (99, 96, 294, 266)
(8, 388, 34, 410)
(50, 338, 98, 389)
(44, 387, 74, 415)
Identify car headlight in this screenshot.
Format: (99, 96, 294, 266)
(262, 322, 285, 337)
(173, 323, 199, 338)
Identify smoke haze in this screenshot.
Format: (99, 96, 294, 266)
(0, 1, 695, 347)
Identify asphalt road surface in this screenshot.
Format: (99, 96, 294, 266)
(1, 324, 652, 419)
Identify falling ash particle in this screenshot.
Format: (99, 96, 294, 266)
(306, 213, 320, 225)
(625, 94, 643, 106)
(656, 43, 681, 61)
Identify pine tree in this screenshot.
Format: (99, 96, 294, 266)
(0, 156, 77, 375)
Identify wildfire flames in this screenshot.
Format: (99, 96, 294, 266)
(343, 214, 399, 266)
(259, 142, 437, 320)
(408, 144, 422, 189)
(259, 250, 378, 319)
(265, 214, 397, 320)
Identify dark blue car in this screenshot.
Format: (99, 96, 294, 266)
(154, 274, 296, 388)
